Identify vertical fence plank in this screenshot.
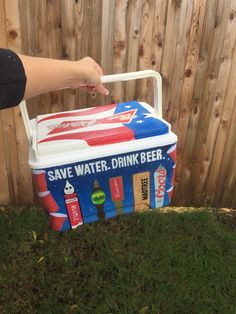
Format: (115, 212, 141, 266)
(0, 0, 10, 204)
(74, 0, 91, 108)
(204, 0, 236, 206)
(9, 0, 33, 204)
(151, 0, 168, 73)
(47, 0, 63, 115)
(2, 0, 33, 204)
(100, 0, 115, 105)
(163, 0, 194, 130)
(0, 0, 7, 44)
(161, 0, 182, 120)
(213, 30, 236, 205)
(135, 0, 156, 105)
(124, 0, 142, 101)
(101, 0, 115, 75)
(174, 0, 207, 202)
(175, 0, 220, 205)
(188, 0, 232, 205)
(112, 0, 128, 103)
(86, 0, 103, 107)
(220, 97, 236, 206)
(0, 113, 10, 204)
(61, 0, 76, 111)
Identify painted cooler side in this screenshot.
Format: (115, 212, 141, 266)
(32, 143, 177, 231)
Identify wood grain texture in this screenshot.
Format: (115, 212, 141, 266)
(0, 0, 236, 207)
(188, 0, 232, 206)
(0, 0, 10, 204)
(125, 0, 142, 101)
(135, 0, 156, 105)
(112, 0, 128, 103)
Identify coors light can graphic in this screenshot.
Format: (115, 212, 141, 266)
(154, 165, 167, 208)
(64, 180, 83, 229)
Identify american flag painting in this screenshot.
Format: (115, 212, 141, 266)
(36, 101, 169, 155)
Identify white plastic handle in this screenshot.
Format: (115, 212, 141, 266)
(101, 70, 162, 117)
(20, 100, 32, 143)
(20, 70, 162, 144)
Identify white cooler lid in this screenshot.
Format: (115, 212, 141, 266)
(35, 101, 170, 156)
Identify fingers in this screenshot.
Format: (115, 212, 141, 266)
(95, 83, 109, 95)
(95, 63, 103, 76)
(79, 84, 108, 96)
(76, 57, 109, 96)
(80, 85, 109, 96)
(92, 62, 109, 95)
(87, 61, 109, 95)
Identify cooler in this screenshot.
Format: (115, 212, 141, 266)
(20, 70, 177, 231)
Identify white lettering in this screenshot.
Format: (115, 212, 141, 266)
(140, 149, 163, 163)
(47, 167, 73, 181)
(48, 171, 55, 181)
(74, 160, 108, 176)
(140, 152, 146, 163)
(111, 154, 139, 169)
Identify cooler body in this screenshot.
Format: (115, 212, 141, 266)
(30, 100, 177, 231)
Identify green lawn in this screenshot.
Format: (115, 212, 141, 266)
(0, 206, 236, 314)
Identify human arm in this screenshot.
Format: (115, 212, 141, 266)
(0, 48, 109, 110)
(18, 55, 109, 99)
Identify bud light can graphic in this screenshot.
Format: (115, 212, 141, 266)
(154, 165, 167, 207)
(64, 180, 83, 229)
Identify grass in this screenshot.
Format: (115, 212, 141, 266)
(0, 206, 236, 314)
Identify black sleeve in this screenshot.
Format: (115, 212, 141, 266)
(0, 48, 27, 110)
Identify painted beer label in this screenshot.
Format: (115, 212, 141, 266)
(133, 172, 150, 212)
(154, 165, 167, 208)
(33, 144, 176, 231)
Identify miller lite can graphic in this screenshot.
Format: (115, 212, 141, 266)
(154, 165, 167, 208)
(64, 180, 83, 229)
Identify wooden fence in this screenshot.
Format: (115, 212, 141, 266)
(0, 0, 236, 207)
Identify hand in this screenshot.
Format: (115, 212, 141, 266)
(70, 57, 109, 96)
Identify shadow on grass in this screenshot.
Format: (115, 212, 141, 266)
(0, 206, 236, 314)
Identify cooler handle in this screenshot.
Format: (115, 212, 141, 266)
(101, 70, 162, 117)
(19, 70, 162, 144)
(20, 100, 32, 143)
